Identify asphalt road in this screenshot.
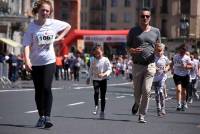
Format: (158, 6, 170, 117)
(0, 76, 199, 134)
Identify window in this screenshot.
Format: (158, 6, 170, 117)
(111, 13, 117, 22)
(143, 0, 151, 8)
(124, 0, 131, 7)
(62, 1, 69, 8)
(161, 0, 168, 13)
(181, 0, 190, 14)
(111, 0, 118, 7)
(82, 0, 89, 8)
(161, 19, 167, 37)
(61, 12, 68, 20)
(124, 13, 131, 23)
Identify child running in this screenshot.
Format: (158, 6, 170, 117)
(152, 43, 170, 116)
(172, 44, 192, 111)
(86, 45, 112, 119)
(188, 52, 200, 103)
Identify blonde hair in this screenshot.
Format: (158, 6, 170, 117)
(32, 0, 53, 16)
(156, 43, 165, 50)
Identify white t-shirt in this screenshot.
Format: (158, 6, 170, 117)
(189, 58, 199, 80)
(173, 53, 191, 76)
(23, 19, 70, 66)
(153, 55, 170, 82)
(88, 57, 112, 80)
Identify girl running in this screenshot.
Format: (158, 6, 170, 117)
(152, 43, 170, 116)
(86, 45, 112, 119)
(23, 0, 71, 128)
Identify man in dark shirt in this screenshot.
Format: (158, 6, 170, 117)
(127, 8, 161, 123)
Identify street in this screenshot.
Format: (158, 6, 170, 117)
(0, 76, 199, 134)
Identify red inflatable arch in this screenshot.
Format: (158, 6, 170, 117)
(59, 29, 129, 55)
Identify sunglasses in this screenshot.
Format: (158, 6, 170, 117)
(140, 15, 150, 19)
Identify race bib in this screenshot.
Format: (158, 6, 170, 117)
(36, 30, 55, 45)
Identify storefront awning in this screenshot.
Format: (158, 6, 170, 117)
(0, 38, 22, 48)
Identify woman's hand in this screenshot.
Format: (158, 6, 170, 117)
(98, 73, 106, 78)
(25, 60, 32, 72)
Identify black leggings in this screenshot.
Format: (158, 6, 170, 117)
(31, 63, 55, 117)
(93, 79, 107, 112)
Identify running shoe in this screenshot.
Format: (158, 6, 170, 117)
(188, 97, 193, 104)
(132, 103, 139, 115)
(35, 116, 45, 128)
(138, 115, 147, 123)
(176, 104, 181, 111)
(92, 106, 99, 115)
(194, 92, 199, 100)
(44, 116, 53, 128)
(181, 103, 188, 111)
(157, 109, 162, 116)
(161, 108, 166, 115)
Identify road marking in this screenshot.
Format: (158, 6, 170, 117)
(116, 96, 125, 99)
(0, 87, 63, 93)
(67, 102, 85, 106)
(73, 82, 131, 90)
(25, 110, 38, 114)
(151, 97, 172, 101)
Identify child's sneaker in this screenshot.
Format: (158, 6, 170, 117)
(92, 106, 99, 115)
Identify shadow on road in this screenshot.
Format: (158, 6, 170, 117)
(53, 115, 134, 123)
(0, 123, 34, 128)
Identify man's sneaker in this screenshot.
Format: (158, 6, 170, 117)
(138, 115, 147, 123)
(44, 116, 53, 128)
(99, 111, 105, 119)
(35, 116, 45, 128)
(92, 106, 99, 115)
(176, 104, 181, 111)
(132, 103, 139, 115)
(161, 108, 166, 115)
(157, 109, 162, 116)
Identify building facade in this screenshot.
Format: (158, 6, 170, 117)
(0, 0, 33, 55)
(80, 0, 137, 30)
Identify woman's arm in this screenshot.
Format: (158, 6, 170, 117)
(24, 46, 32, 71)
(54, 24, 71, 42)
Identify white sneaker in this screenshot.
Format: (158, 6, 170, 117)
(182, 102, 188, 110)
(138, 115, 147, 123)
(194, 92, 199, 100)
(188, 97, 193, 104)
(92, 106, 99, 115)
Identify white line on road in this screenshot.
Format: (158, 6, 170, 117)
(67, 102, 85, 106)
(25, 110, 38, 114)
(73, 82, 131, 90)
(116, 96, 125, 99)
(0, 87, 63, 93)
